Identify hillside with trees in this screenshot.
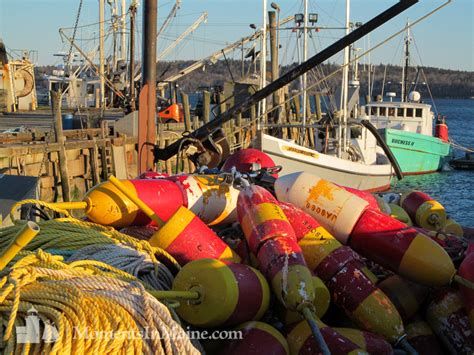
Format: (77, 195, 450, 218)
(36, 59, 473, 99)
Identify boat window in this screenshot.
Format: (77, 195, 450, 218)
(379, 107, 386, 116)
(397, 108, 404, 117)
(406, 108, 414, 117)
(371, 106, 378, 115)
(416, 108, 423, 118)
(388, 108, 395, 117)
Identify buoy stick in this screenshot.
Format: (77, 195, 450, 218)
(454, 274, 474, 290)
(398, 338, 419, 355)
(109, 175, 165, 227)
(51, 201, 89, 210)
(301, 306, 331, 355)
(149, 290, 200, 300)
(0, 221, 40, 271)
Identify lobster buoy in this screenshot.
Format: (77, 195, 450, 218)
(219, 321, 289, 355)
(172, 259, 270, 328)
(388, 203, 412, 226)
(334, 328, 393, 355)
(84, 179, 184, 227)
(222, 148, 279, 178)
(378, 275, 428, 322)
(237, 185, 314, 311)
(287, 320, 368, 355)
(400, 191, 447, 230)
(405, 319, 444, 355)
(149, 206, 240, 265)
(168, 174, 241, 226)
(276, 172, 456, 287)
(350, 208, 455, 286)
(275, 172, 369, 244)
(426, 288, 474, 354)
(280, 201, 404, 343)
(283, 276, 331, 325)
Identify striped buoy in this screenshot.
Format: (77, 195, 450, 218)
(237, 185, 314, 311)
(400, 191, 447, 230)
(85, 179, 184, 227)
(334, 328, 393, 355)
(149, 206, 240, 265)
(442, 217, 464, 237)
(287, 320, 368, 355)
(426, 288, 474, 353)
(173, 259, 270, 328)
(351, 208, 456, 286)
(219, 321, 289, 355)
(169, 174, 241, 226)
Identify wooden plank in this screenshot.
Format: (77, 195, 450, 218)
(112, 143, 128, 179)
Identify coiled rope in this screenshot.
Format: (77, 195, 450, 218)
(0, 250, 199, 355)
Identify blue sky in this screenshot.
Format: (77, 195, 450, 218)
(1, 0, 473, 71)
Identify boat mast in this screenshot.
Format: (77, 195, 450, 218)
(339, 0, 350, 157)
(401, 20, 410, 102)
(99, 0, 106, 110)
(301, 0, 309, 142)
(260, 0, 268, 123)
(121, 0, 127, 62)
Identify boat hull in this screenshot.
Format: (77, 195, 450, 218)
(255, 134, 393, 192)
(382, 129, 453, 175)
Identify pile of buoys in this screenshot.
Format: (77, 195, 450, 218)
(2, 150, 474, 354)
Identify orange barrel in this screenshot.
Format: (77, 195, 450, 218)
(405, 318, 444, 355)
(275, 172, 369, 244)
(281, 202, 404, 342)
(149, 206, 240, 265)
(237, 185, 314, 311)
(168, 174, 240, 226)
(172, 259, 270, 328)
(378, 275, 428, 322)
(435, 122, 449, 142)
(287, 320, 368, 355)
(388, 203, 413, 226)
(219, 321, 289, 355)
(222, 148, 279, 178)
(84, 179, 184, 228)
(283, 276, 331, 325)
(442, 217, 464, 237)
(400, 191, 447, 230)
(458, 250, 474, 330)
(340, 186, 380, 211)
(350, 208, 456, 287)
(426, 288, 474, 353)
(333, 328, 393, 355)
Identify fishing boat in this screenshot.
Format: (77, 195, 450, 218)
(255, 132, 394, 192)
(361, 23, 453, 175)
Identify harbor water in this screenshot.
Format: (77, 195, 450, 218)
(392, 98, 474, 225)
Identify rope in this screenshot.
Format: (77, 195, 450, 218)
(0, 250, 199, 355)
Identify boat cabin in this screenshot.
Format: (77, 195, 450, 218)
(362, 92, 434, 137)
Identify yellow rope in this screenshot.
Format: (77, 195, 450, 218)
(0, 250, 199, 355)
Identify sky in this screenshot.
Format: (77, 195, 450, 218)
(1, 0, 473, 71)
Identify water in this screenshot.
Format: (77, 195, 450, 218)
(391, 99, 474, 226)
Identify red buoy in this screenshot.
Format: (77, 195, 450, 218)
(222, 148, 279, 178)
